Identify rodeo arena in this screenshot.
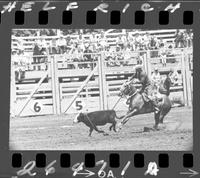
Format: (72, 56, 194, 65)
(9, 29, 193, 150)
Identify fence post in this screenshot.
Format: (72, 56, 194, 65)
(10, 61, 16, 117)
(98, 53, 107, 110)
(185, 52, 192, 107)
(144, 51, 151, 76)
(50, 55, 61, 115)
(181, 52, 188, 106)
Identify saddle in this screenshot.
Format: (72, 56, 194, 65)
(142, 92, 164, 106)
(126, 92, 151, 106)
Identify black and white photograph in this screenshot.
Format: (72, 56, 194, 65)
(9, 29, 193, 150)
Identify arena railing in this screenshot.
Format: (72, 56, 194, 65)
(11, 47, 193, 72)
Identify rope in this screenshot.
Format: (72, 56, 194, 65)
(112, 96, 122, 110)
(85, 113, 96, 130)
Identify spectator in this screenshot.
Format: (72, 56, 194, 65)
(151, 68, 161, 90)
(175, 30, 185, 48)
(107, 46, 116, 67)
(12, 51, 20, 81)
(38, 38, 48, 63)
(169, 68, 179, 86)
(83, 43, 93, 68)
(159, 43, 167, 67)
(33, 40, 41, 64)
(117, 35, 124, 50)
(140, 33, 145, 50)
(49, 38, 58, 54)
(185, 31, 193, 48)
(16, 39, 24, 54)
(136, 55, 143, 65)
(129, 34, 135, 51)
(99, 32, 107, 51)
(158, 38, 164, 48)
(14, 50, 26, 82)
(57, 35, 66, 54)
(124, 45, 132, 66)
(12, 50, 20, 65)
(143, 32, 150, 50)
(116, 45, 123, 66)
(149, 35, 159, 58)
(124, 32, 130, 47)
(135, 33, 142, 50)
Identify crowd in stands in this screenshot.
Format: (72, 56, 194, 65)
(12, 29, 193, 71)
(151, 67, 181, 89)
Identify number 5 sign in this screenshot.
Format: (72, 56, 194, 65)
(72, 99, 85, 111)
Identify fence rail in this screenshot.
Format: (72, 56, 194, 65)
(11, 48, 193, 117)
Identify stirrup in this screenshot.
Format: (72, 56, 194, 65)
(155, 108, 160, 114)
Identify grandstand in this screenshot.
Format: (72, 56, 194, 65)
(12, 29, 179, 53)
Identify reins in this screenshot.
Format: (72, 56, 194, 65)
(129, 89, 138, 97)
(127, 84, 138, 98)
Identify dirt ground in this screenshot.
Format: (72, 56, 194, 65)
(9, 107, 193, 150)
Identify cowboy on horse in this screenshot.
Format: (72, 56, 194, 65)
(116, 65, 172, 131)
(127, 65, 160, 114)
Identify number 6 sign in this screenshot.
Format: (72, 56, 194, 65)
(31, 101, 42, 113)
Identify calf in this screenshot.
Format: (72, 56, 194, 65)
(73, 110, 121, 136)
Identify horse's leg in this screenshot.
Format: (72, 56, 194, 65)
(159, 113, 165, 124)
(160, 107, 171, 123)
(89, 128, 94, 137)
(121, 109, 136, 125)
(113, 121, 117, 132)
(154, 112, 160, 130)
(116, 109, 137, 131)
(154, 108, 170, 130)
(109, 125, 113, 131)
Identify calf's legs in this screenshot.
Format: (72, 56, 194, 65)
(88, 125, 107, 136)
(109, 121, 117, 132)
(89, 128, 94, 137)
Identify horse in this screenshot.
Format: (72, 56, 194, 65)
(117, 76, 173, 131)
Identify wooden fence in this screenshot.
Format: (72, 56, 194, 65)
(10, 48, 193, 117)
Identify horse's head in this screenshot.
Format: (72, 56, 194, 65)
(159, 75, 173, 96)
(119, 80, 137, 97)
(164, 75, 173, 89)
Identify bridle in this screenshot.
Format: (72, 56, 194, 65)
(121, 82, 138, 97)
(128, 89, 138, 98)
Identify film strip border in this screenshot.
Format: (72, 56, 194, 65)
(12, 153, 193, 168)
(9, 152, 197, 178)
(0, 2, 196, 26)
(0, 10, 194, 25)
(0, 1, 197, 178)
